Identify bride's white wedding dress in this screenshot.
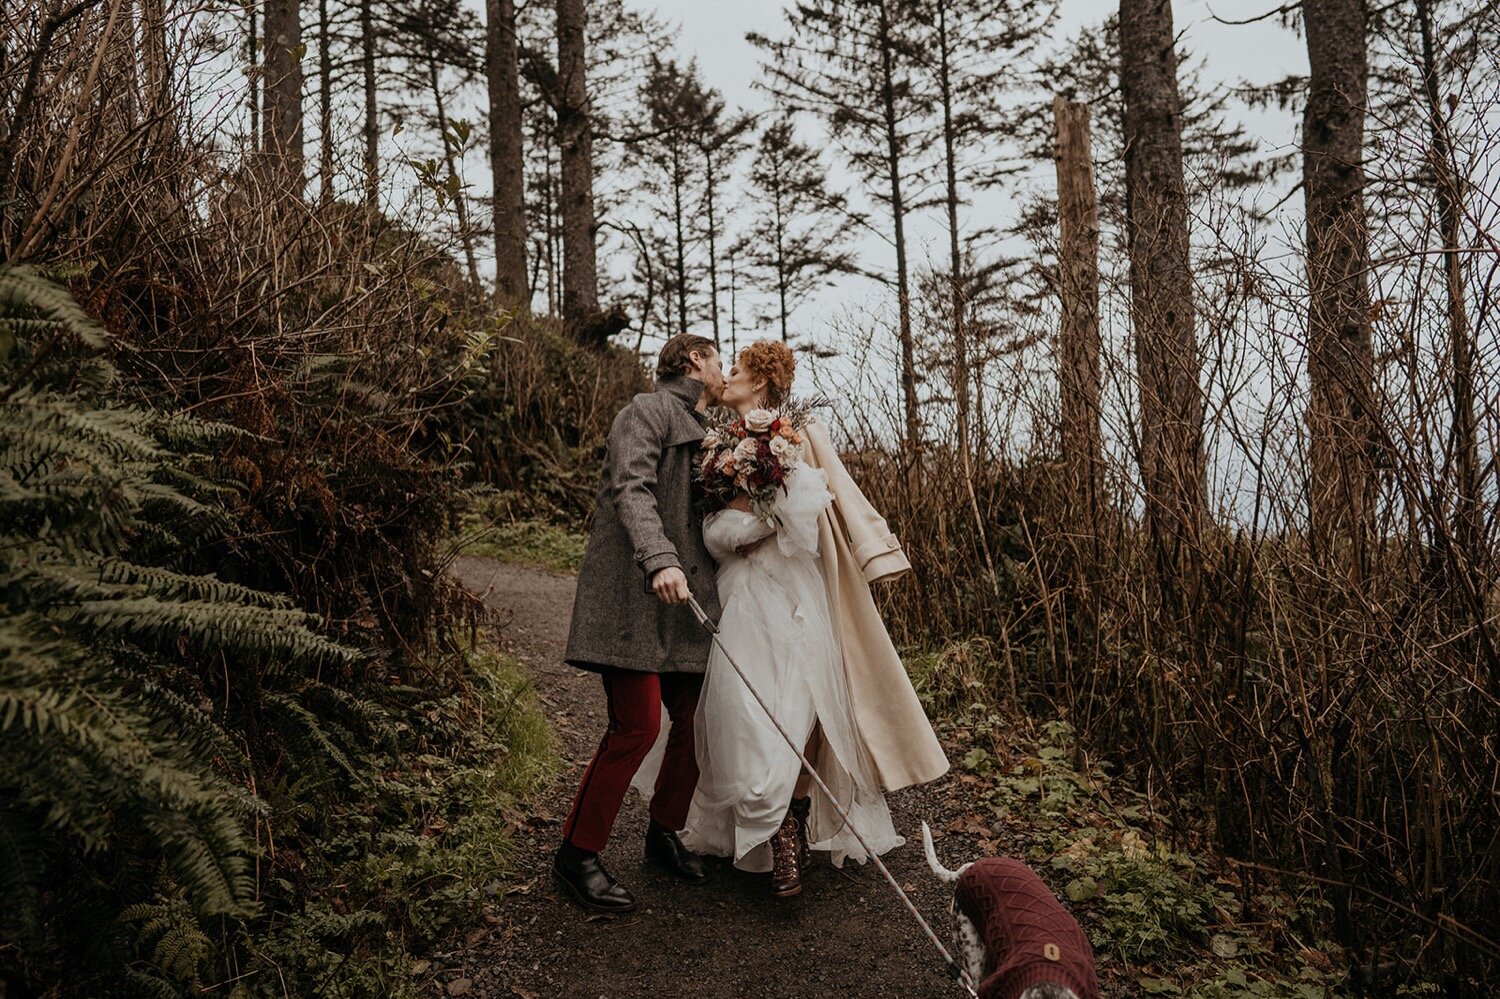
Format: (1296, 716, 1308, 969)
(681, 463, 903, 873)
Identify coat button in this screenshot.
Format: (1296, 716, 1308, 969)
(690, 566, 698, 575)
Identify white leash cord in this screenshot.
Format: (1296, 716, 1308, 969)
(686, 596, 979, 998)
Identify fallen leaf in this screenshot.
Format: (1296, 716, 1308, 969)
(1210, 934, 1238, 958)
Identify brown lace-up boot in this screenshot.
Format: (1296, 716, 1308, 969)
(769, 810, 803, 897)
(789, 796, 812, 868)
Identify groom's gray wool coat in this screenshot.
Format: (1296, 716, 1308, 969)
(564, 374, 721, 674)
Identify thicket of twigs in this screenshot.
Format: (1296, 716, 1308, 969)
(815, 99, 1499, 994)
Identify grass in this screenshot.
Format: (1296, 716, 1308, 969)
(274, 641, 560, 995)
(455, 514, 588, 573)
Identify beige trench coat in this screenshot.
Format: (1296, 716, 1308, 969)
(801, 420, 949, 791)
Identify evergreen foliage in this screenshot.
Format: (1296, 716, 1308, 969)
(0, 264, 359, 988)
(0, 265, 555, 995)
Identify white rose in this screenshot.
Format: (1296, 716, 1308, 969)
(733, 437, 758, 462)
(744, 408, 775, 433)
(769, 435, 795, 460)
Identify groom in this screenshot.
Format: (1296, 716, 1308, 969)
(553, 332, 725, 912)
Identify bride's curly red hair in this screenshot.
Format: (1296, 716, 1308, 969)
(737, 340, 796, 407)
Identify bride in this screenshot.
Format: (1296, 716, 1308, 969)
(653, 339, 949, 897)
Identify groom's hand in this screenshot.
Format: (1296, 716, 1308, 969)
(651, 566, 692, 605)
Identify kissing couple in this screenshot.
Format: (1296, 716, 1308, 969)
(553, 332, 949, 910)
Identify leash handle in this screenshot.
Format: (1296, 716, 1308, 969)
(686, 596, 979, 999)
(686, 596, 718, 635)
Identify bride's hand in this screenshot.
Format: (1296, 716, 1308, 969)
(727, 493, 752, 513)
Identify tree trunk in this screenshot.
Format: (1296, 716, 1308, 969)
(486, 0, 529, 307)
(546, 147, 560, 313)
(877, 0, 918, 445)
(139, 0, 171, 131)
(359, 0, 378, 209)
(1302, 0, 1375, 564)
(1416, 0, 1479, 569)
(704, 148, 722, 340)
(247, 0, 259, 151)
(672, 142, 688, 334)
(427, 48, 481, 288)
(1053, 96, 1105, 541)
(774, 188, 789, 342)
(317, 0, 333, 208)
(937, 3, 998, 597)
(262, 0, 304, 194)
(728, 247, 740, 357)
(1119, 0, 1206, 607)
(936, 4, 967, 451)
(556, 0, 599, 323)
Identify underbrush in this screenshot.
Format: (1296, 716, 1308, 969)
(916, 648, 1357, 998)
(462, 321, 646, 522)
(879, 447, 1497, 991)
(248, 644, 556, 996)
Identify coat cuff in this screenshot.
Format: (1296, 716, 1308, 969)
(863, 549, 911, 584)
(637, 547, 682, 586)
(853, 532, 903, 567)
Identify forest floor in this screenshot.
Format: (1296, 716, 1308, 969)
(433, 554, 1147, 999)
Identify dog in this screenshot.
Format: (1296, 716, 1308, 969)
(921, 823, 1101, 999)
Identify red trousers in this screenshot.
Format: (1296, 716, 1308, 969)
(561, 669, 702, 853)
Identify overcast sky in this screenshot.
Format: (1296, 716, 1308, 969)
(657, 0, 1308, 119)
(632, 1, 1312, 364)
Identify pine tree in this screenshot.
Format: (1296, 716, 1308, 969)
(555, 0, 599, 323)
(389, 0, 485, 286)
(912, 0, 1055, 568)
(692, 91, 753, 343)
(752, 0, 932, 443)
(638, 57, 709, 337)
(739, 117, 857, 346)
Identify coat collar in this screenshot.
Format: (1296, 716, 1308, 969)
(656, 374, 707, 413)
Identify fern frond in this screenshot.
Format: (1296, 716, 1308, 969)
(0, 265, 108, 352)
(70, 597, 359, 669)
(262, 692, 361, 782)
(121, 893, 213, 983)
(0, 798, 45, 945)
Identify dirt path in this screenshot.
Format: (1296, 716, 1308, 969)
(444, 556, 1029, 999)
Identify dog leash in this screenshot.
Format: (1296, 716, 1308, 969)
(687, 596, 980, 998)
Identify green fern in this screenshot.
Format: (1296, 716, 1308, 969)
(0, 799, 44, 946)
(1, 265, 361, 990)
(122, 894, 213, 983)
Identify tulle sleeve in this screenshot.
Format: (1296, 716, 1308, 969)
(772, 465, 833, 559)
(703, 508, 775, 562)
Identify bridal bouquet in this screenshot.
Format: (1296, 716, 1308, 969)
(697, 400, 820, 525)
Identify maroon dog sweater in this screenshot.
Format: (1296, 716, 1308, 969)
(954, 858, 1101, 999)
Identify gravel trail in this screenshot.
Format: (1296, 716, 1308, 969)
(443, 556, 1083, 999)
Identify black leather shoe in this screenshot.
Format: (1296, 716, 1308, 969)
(644, 819, 709, 884)
(553, 843, 637, 913)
